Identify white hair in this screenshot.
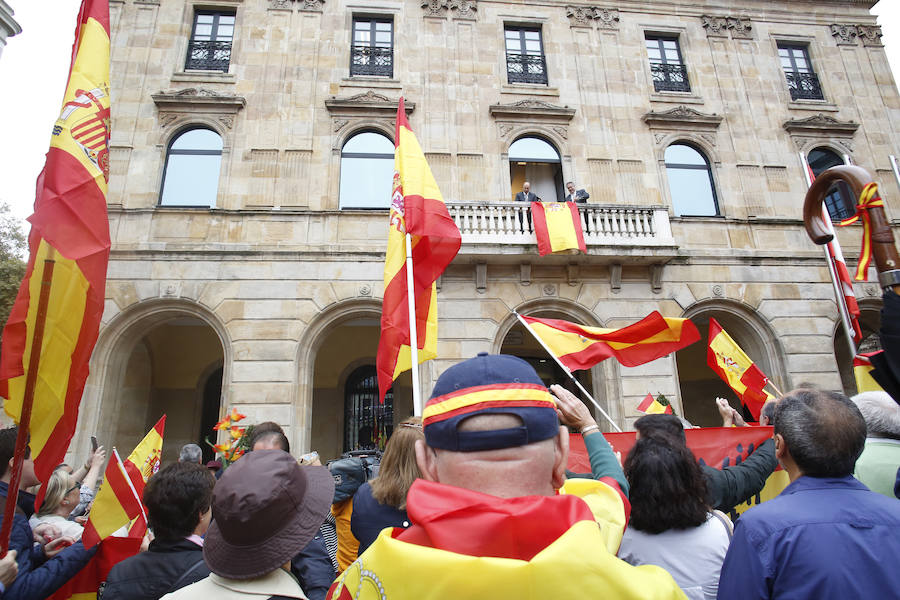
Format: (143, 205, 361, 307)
(179, 443, 203, 463)
(850, 391, 900, 439)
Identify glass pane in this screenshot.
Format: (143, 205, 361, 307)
(524, 31, 540, 40)
(342, 132, 394, 155)
(197, 15, 214, 24)
(217, 25, 234, 39)
(508, 137, 559, 161)
(161, 154, 221, 206)
(171, 129, 223, 151)
(665, 144, 706, 166)
(339, 156, 394, 209)
(194, 24, 212, 39)
(376, 22, 391, 31)
(667, 168, 717, 216)
(220, 16, 235, 25)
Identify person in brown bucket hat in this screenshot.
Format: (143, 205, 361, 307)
(162, 449, 334, 600)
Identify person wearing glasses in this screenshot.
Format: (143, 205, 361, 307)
(29, 470, 85, 540)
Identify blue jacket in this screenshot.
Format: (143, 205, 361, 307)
(291, 532, 336, 600)
(350, 483, 409, 556)
(0, 482, 96, 600)
(718, 475, 900, 599)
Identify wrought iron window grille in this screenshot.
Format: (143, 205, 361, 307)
(350, 45, 394, 77)
(785, 71, 825, 101)
(185, 40, 232, 72)
(651, 63, 690, 93)
(506, 52, 548, 85)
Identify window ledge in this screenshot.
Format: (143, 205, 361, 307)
(172, 72, 236, 84)
(340, 77, 402, 90)
(500, 84, 559, 97)
(650, 91, 704, 105)
(787, 100, 839, 112)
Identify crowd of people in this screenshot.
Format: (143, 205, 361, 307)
(0, 352, 898, 600)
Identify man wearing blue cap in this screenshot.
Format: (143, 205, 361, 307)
(327, 353, 685, 600)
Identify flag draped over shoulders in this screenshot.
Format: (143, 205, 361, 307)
(376, 98, 461, 402)
(0, 0, 111, 504)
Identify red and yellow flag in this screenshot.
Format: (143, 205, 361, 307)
(521, 312, 700, 370)
(82, 416, 165, 548)
(376, 98, 461, 401)
(48, 536, 142, 600)
(531, 201, 586, 256)
(707, 318, 773, 420)
(636, 393, 673, 415)
(853, 353, 885, 394)
(0, 0, 111, 502)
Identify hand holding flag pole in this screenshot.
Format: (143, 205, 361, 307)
(515, 312, 622, 432)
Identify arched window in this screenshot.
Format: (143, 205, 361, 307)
(159, 128, 223, 207)
(665, 143, 719, 217)
(339, 131, 394, 209)
(509, 136, 563, 202)
(807, 147, 855, 221)
(344, 365, 393, 452)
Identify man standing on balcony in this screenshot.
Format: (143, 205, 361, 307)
(565, 181, 590, 233)
(514, 181, 538, 233)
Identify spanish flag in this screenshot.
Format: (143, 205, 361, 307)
(854, 353, 885, 394)
(48, 536, 142, 600)
(82, 416, 165, 548)
(531, 201, 586, 256)
(376, 98, 461, 401)
(0, 0, 111, 504)
(636, 393, 673, 415)
(707, 318, 773, 420)
(521, 312, 700, 370)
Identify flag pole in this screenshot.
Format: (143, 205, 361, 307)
(799, 152, 857, 360)
(405, 233, 422, 416)
(890, 155, 900, 196)
(515, 312, 621, 432)
(765, 380, 784, 399)
(0, 253, 56, 556)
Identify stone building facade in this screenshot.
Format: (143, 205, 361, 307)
(74, 0, 899, 462)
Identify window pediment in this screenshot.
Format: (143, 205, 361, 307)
(488, 99, 575, 122)
(782, 113, 859, 137)
(642, 105, 722, 130)
(324, 91, 415, 118)
(152, 88, 246, 113)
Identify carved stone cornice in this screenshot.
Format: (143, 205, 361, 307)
(642, 105, 723, 130)
(831, 23, 883, 47)
(488, 99, 576, 122)
(269, 0, 325, 10)
(701, 15, 753, 39)
(565, 6, 618, 29)
(857, 24, 883, 47)
(782, 113, 859, 137)
(152, 88, 246, 113)
(449, 0, 476, 20)
(422, 0, 448, 18)
(324, 90, 415, 117)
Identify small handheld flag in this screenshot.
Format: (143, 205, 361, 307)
(706, 318, 774, 420)
(636, 393, 673, 415)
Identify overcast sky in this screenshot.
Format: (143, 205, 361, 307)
(0, 1, 898, 232)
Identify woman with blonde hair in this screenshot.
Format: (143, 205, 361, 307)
(29, 469, 85, 540)
(346, 417, 423, 557)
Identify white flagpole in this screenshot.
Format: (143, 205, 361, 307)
(405, 232, 422, 416)
(800, 152, 857, 358)
(890, 155, 900, 195)
(515, 312, 621, 432)
(113, 447, 147, 524)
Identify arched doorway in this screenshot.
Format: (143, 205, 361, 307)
(508, 136, 564, 203)
(834, 302, 882, 396)
(675, 305, 783, 426)
(308, 312, 412, 461)
(95, 312, 226, 464)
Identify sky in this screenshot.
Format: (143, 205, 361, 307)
(0, 1, 898, 235)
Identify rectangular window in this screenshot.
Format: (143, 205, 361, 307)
(505, 26, 547, 85)
(351, 18, 394, 77)
(645, 35, 690, 93)
(185, 11, 235, 72)
(778, 43, 824, 101)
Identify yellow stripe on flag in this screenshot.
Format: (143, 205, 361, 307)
(542, 202, 580, 253)
(854, 362, 884, 394)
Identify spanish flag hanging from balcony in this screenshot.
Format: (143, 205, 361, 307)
(82, 416, 165, 548)
(0, 0, 111, 505)
(531, 201, 586, 256)
(376, 98, 461, 402)
(707, 318, 773, 420)
(520, 312, 700, 370)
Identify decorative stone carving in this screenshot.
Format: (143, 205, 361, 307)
(565, 5, 594, 28)
(324, 92, 415, 118)
(158, 113, 178, 127)
(642, 105, 723, 130)
(218, 115, 235, 130)
(449, 0, 476, 20)
(698, 133, 717, 147)
(552, 126, 568, 139)
(653, 132, 667, 144)
(727, 17, 752, 39)
(567, 265, 579, 286)
(594, 8, 619, 30)
(701, 15, 729, 37)
(332, 118, 349, 132)
(830, 24, 858, 46)
(488, 100, 576, 121)
(782, 113, 859, 137)
(712, 284, 724, 297)
(152, 88, 246, 127)
(359, 284, 372, 296)
(299, 0, 326, 11)
(476, 263, 487, 293)
(542, 284, 556, 297)
(565, 6, 618, 29)
(498, 123, 514, 138)
(269, 0, 292, 8)
(422, 0, 448, 18)
(610, 264, 622, 293)
(857, 25, 883, 47)
(650, 265, 664, 293)
(520, 263, 532, 286)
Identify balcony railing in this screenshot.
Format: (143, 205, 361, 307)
(446, 202, 675, 247)
(185, 40, 232, 72)
(650, 63, 691, 93)
(350, 45, 394, 77)
(785, 71, 824, 101)
(506, 53, 548, 85)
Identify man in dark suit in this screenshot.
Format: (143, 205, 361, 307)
(565, 181, 590, 232)
(514, 181, 538, 233)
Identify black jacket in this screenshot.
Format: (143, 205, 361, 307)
(101, 538, 208, 600)
(703, 437, 777, 512)
(291, 532, 336, 600)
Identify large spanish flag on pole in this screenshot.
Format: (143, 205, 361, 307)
(376, 98, 461, 410)
(520, 312, 700, 370)
(82, 416, 165, 548)
(0, 0, 111, 517)
(531, 201, 586, 256)
(707, 318, 774, 420)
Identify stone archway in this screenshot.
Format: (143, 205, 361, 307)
(834, 299, 882, 396)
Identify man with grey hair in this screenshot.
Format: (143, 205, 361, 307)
(850, 391, 900, 498)
(178, 444, 202, 464)
(718, 388, 900, 599)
